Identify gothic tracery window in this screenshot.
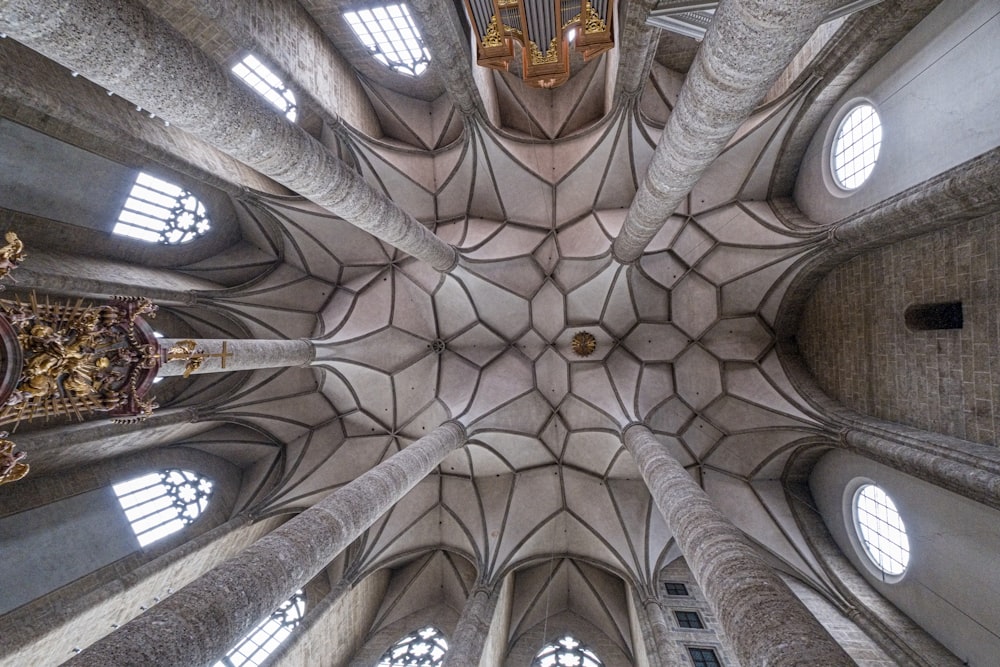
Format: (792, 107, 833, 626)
(532, 635, 605, 667)
(377, 626, 449, 666)
(113, 172, 212, 244)
(231, 54, 298, 121)
(113, 469, 214, 547)
(344, 4, 431, 76)
(214, 590, 306, 667)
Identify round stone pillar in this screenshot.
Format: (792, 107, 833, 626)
(622, 425, 853, 666)
(157, 338, 314, 376)
(0, 0, 460, 273)
(66, 421, 467, 666)
(441, 584, 500, 667)
(612, 0, 841, 263)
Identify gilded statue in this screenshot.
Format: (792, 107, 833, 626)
(0, 436, 28, 486)
(0, 231, 25, 288)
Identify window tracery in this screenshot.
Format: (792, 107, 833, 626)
(831, 103, 882, 189)
(377, 626, 449, 666)
(113, 469, 214, 547)
(344, 4, 431, 76)
(231, 54, 298, 121)
(214, 590, 306, 667)
(853, 483, 910, 576)
(532, 635, 605, 667)
(113, 172, 211, 244)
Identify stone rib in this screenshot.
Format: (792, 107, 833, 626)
(613, 0, 840, 263)
(623, 425, 854, 667)
(0, 0, 460, 272)
(66, 420, 467, 666)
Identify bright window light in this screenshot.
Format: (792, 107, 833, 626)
(832, 103, 882, 189)
(378, 626, 448, 666)
(344, 4, 431, 76)
(113, 469, 214, 547)
(532, 635, 605, 667)
(232, 54, 298, 122)
(113, 172, 211, 245)
(853, 484, 910, 576)
(214, 591, 306, 667)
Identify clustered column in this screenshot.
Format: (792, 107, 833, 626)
(67, 421, 467, 666)
(623, 425, 854, 667)
(0, 0, 460, 272)
(613, 0, 841, 263)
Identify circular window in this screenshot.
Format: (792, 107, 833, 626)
(852, 484, 910, 576)
(831, 103, 882, 190)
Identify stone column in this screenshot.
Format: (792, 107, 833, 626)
(66, 421, 467, 667)
(441, 584, 501, 667)
(612, 0, 840, 263)
(0, 0, 460, 272)
(157, 338, 314, 376)
(639, 595, 685, 667)
(622, 425, 853, 666)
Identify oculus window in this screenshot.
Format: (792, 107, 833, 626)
(853, 484, 910, 577)
(832, 103, 882, 189)
(113, 172, 211, 245)
(377, 626, 448, 666)
(532, 635, 604, 667)
(214, 590, 305, 667)
(113, 469, 214, 547)
(344, 4, 431, 76)
(232, 54, 298, 121)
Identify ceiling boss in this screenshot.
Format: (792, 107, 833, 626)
(467, 0, 613, 88)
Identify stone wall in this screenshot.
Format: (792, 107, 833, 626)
(798, 211, 1000, 445)
(657, 558, 740, 667)
(784, 577, 895, 667)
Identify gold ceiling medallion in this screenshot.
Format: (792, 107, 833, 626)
(0, 435, 28, 486)
(571, 331, 597, 358)
(465, 0, 614, 88)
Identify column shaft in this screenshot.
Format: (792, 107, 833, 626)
(441, 585, 500, 667)
(642, 598, 685, 667)
(613, 0, 839, 263)
(66, 421, 467, 667)
(623, 425, 853, 666)
(0, 0, 459, 272)
(158, 339, 314, 376)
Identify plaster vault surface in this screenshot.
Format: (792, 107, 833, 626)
(175, 68, 840, 599)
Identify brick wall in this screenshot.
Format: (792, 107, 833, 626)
(798, 212, 1000, 445)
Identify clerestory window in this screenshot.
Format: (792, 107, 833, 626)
(214, 590, 306, 667)
(113, 469, 214, 547)
(113, 172, 211, 244)
(344, 4, 431, 76)
(377, 626, 449, 666)
(532, 635, 605, 667)
(831, 103, 882, 190)
(853, 483, 910, 577)
(232, 54, 298, 122)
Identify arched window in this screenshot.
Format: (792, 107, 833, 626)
(113, 172, 212, 244)
(377, 626, 448, 666)
(214, 590, 306, 667)
(532, 635, 605, 667)
(831, 103, 882, 190)
(344, 4, 431, 76)
(113, 469, 214, 547)
(231, 54, 298, 122)
(853, 483, 910, 577)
